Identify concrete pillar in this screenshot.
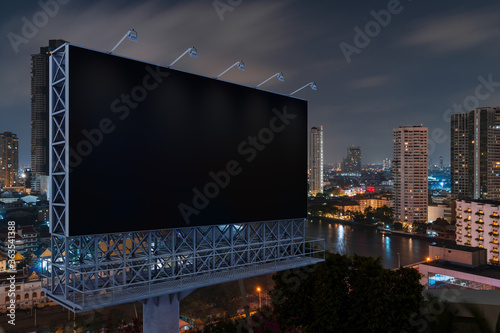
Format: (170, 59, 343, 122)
(143, 293, 180, 333)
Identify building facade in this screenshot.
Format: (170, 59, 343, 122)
(451, 107, 500, 200)
(309, 126, 323, 195)
(31, 39, 66, 192)
(455, 199, 500, 265)
(0, 132, 19, 187)
(0, 275, 48, 310)
(342, 146, 361, 173)
(393, 125, 428, 226)
(0, 226, 39, 255)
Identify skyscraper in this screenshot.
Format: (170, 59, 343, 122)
(342, 146, 361, 173)
(383, 158, 392, 171)
(309, 126, 323, 195)
(451, 107, 500, 200)
(393, 125, 428, 226)
(31, 39, 67, 192)
(0, 132, 19, 187)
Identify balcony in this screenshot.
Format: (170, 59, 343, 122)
(457, 238, 462, 242)
(475, 228, 484, 233)
(475, 237, 484, 241)
(465, 234, 472, 238)
(491, 240, 499, 245)
(491, 249, 499, 254)
(490, 213, 499, 219)
(489, 258, 499, 265)
(458, 206, 462, 211)
(465, 225, 471, 230)
(456, 222, 463, 227)
(457, 230, 462, 235)
(456, 215, 463, 220)
(491, 223, 499, 229)
(489, 231, 499, 236)
(465, 208, 472, 213)
(465, 241, 471, 246)
(476, 210, 484, 216)
(465, 216, 472, 221)
(475, 220, 484, 225)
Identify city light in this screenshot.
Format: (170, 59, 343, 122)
(256, 286, 262, 309)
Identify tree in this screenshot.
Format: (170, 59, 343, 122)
(271, 252, 424, 332)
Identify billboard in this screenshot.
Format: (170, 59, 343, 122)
(66, 45, 307, 235)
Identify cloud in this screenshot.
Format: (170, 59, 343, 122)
(401, 9, 500, 53)
(347, 75, 390, 89)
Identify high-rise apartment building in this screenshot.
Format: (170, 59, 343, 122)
(309, 126, 323, 195)
(0, 132, 19, 187)
(393, 125, 428, 226)
(31, 39, 67, 192)
(455, 199, 499, 265)
(451, 107, 500, 200)
(342, 146, 361, 173)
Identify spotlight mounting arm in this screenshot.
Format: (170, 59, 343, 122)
(109, 29, 138, 54)
(256, 72, 284, 88)
(289, 82, 317, 96)
(216, 61, 245, 79)
(169, 46, 197, 68)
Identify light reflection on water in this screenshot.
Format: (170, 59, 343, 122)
(306, 219, 435, 269)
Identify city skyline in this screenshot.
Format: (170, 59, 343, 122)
(1, 1, 500, 166)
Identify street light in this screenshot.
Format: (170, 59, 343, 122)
(256, 286, 262, 309)
(168, 46, 198, 67)
(289, 82, 317, 96)
(256, 72, 284, 88)
(109, 29, 138, 54)
(216, 61, 245, 79)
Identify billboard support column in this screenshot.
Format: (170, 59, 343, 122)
(142, 290, 194, 333)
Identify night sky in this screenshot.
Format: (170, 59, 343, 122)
(1, 0, 500, 166)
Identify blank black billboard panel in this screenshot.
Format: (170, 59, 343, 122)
(67, 45, 307, 235)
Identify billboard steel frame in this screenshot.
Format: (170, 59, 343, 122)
(43, 44, 324, 313)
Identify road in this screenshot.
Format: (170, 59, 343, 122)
(0, 301, 141, 332)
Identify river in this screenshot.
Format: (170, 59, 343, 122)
(305, 218, 439, 269)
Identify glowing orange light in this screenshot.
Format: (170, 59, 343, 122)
(256, 287, 261, 292)
(426, 257, 431, 262)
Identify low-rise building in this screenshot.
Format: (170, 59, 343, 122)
(357, 197, 391, 212)
(0, 269, 49, 310)
(0, 225, 39, 255)
(428, 204, 452, 222)
(419, 244, 500, 290)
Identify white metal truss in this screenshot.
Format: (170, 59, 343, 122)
(43, 44, 324, 313)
